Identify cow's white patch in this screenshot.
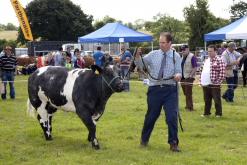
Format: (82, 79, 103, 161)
(49, 76, 54, 81)
(37, 86, 49, 125)
(37, 66, 49, 76)
(92, 113, 102, 125)
(56, 69, 81, 112)
(93, 138, 98, 145)
(109, 65, 114, 69)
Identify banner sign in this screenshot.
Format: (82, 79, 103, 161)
(10, 0, 33, 41)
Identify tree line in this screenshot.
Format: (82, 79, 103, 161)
(0, 23, 19, 31)
(1, 0, 247, 51)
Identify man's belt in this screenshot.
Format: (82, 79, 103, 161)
(1, 70, 13, 73)
(152, 84, 176, 87)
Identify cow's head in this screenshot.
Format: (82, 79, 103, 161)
(91, 63, 124, 93)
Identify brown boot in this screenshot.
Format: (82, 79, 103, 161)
(170, 140, 181, 152)
(140, 138, 148, 147)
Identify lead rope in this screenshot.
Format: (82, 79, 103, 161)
(101, 75, 123, 93)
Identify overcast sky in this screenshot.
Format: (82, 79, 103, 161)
(0, 0, 240, 27)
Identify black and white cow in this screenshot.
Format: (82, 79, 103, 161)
(27, 63, 124, 149)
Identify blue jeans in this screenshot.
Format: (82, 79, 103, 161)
(1, 71, 15, 99)
(120, 68, 129, 91)
(141, 86, 179, 145)
(222, 70, 238, 102)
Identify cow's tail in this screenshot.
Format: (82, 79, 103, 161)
(27, 98, 35, 119)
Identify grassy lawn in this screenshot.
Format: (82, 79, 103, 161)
(0, 31, 18, 40)
(0, 74, 247, 164)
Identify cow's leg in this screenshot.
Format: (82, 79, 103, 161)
(37, 102, 55, 141)
(46, 103, 57, 134)
(76, 110, 100, 149)
(87, 113, 102, 142)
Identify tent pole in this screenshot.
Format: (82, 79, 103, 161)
(204, 42, 206, 53)
(109, 43, 110, 54)
(152, 41, 153, 51)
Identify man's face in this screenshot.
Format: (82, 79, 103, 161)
(67, 48, 71, 52)
(228, 47, 234, 53)
(208, 47, 216, 59)
(181, 48, 189, 56)
(5, 49, 11, 55)
(159, 36, 171, 52)
(121, 47, 125, 52)
(221, 45, 224, 49)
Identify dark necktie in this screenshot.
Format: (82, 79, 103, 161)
(158, 53, 166, 79)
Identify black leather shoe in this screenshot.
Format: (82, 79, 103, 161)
(170, 140, 181, 152)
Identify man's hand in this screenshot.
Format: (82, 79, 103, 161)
(173, 73, 181, 82)
(233, 60, 240, 65)
(14, 72, 17, 76)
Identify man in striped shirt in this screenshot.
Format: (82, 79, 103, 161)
(119, 46, 132, 92)
(0, 46, 19, 100)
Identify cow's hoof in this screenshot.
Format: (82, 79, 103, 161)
(87, 137, 92, 142)
(45, 136, 53, 141)
(92, 145, 100, 150)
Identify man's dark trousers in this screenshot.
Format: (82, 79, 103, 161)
(141, 86, 179, 145)
(222, 70, 238, 101)
(203, 85, 222, 116)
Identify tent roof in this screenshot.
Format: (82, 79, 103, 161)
(204, 15, 247, 41)
(78, 22, 152, 43)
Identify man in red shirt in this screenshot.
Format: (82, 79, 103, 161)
(199, 45, 226, 117)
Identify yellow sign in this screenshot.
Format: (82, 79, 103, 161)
(10, 0, 33, 41)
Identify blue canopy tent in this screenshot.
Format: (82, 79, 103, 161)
(204, 15, 247, 50)
(78, 22, 153, 53)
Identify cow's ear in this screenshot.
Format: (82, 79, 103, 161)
(91, 65, 102, 74)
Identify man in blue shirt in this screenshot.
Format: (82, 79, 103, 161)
(55, 47, 63, 66)
(93, 46, 104, 66)
(135, 32, 182, 152)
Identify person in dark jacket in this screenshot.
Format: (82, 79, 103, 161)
(48, 52, 55, 66)
(101, 51, 113, 66)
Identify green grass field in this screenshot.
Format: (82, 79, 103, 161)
(0, 31, 18, 40)
(0, 75, 247, 164)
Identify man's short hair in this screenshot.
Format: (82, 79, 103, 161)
(97, 46, 101, 51)
(58, 47, 63, 51)
(160, 32, 173, 43)
(67, 47, 71, 50)
(208, 45, 217, 51)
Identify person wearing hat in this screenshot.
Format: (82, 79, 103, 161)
(180, 45, 197, 111)
(0, 46, 18, 100)
(221, 42, 242, 102)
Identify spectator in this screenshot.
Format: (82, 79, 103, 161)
(55, 47, 63, 66)
(37, 52, 45, 68)
(48, 52, 55, 66)
(65, 57, 72, 67)
(22, 63, 29, 75)
(0, 46, 19, 100)
(92, 46, 104, 66)
(0, 48, 5, 57)
(119, 46, 132, 92)
(60, 52, 66, 67)
(200, 48, 206, 62)
(134, 32, 182, 152)
(74, 53, 84, 68)
(217, 44, 226, 56)
(101, 51, 113, 66)
(66, 46, 72, 58)
(221, 42, 242, 102)
(239, 53, 247, 87)
(180, 45, 197, 111)
(28, 62, 37, 74)
(199, 45, 226, 117)
(72, 48, 84, 65)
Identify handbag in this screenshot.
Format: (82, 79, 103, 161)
(0, 82, 4, 94)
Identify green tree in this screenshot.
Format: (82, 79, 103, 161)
(134, 19, 145, 30)
(17, 0, 94, 46)
(94, 21, 106, 30)
(0, 39, 8, 50)
(102, 15, 116, 23)
(0, 39, 17, 51)
(114, 20, 123, 24)
(229, 1, 247, 22)
(150, 13, 187, 44)
(6, 23, 17, 31)
(144, 21, 153, 31)
(124, 22, 133, 29)
(0, 24, 6, 31)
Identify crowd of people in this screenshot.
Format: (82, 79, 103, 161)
(1, 32, 247, 153)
